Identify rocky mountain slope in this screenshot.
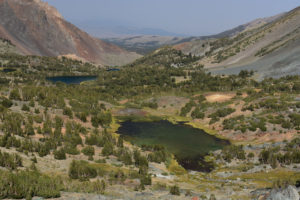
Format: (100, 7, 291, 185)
(173, 12, 285, 59)
(0, 37, 19, 55)
(209, 7, 300, 79)
(173, 7, 300, 79)
(173, 14, 283, 58)
(0, 0, 140, 66)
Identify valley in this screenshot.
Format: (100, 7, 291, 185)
(0, 1, 299, 200)
(0, 45, 299, 199)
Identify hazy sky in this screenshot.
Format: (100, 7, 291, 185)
(44, 0, 300, 36)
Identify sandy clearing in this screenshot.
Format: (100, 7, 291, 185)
(119, 99, 129, 105)
(205, 93, 235, 103)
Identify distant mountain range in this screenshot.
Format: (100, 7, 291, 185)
(72, 20, 186, 38)
(104, 14, 284, 55)
(104, 36, 186, 55)
(0, 0, 140, 66)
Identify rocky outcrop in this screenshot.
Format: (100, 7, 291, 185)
(257, 186, 300, 200)
(266, 186, 299, 200)
(0, 0, 140, 66)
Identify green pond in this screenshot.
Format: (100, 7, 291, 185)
(117, 120, 229, 171)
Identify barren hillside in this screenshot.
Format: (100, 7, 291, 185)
(0, 0, 140, 66)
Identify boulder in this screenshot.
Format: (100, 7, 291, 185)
(266, 186, 299, 200)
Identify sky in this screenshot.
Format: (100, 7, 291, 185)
(44, 0, 300, 36)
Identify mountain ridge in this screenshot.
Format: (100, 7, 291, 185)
(171, 6, 300, 79)
(0, 0, 140, 66)
(105, 13, 284, 55)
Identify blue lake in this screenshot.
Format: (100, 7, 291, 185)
(3, 68, 16, 73)
(46, 76, 97, 84)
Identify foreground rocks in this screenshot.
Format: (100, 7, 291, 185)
(257, 186, 300, 200)
(32, 192, 200, 200)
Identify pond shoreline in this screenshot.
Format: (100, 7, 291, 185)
(116, 118, 229, 171)
(115, 113, 229, 142)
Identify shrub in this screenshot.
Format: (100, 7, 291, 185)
(63, 107, 73, 118)
(221, 145, 246, 162)
(54, 148, 66, 160)
(0, 170, 62, 199)
(64, 143, 80, 155)
(1, 98, 13, 108)
(209, 108, 235, 119)
(180, 100, 195, 117)
(116, 148, 133, 165)
(9, 89, 21, 100)
(191, 107, 205, 119)
(134, 150, 148, 168)
(33, 115, 43, 123)
(170, 185, 180, 195)
(29, 100, 35, 107)
(282, 120, 292, 129)
(247, 152, 254, 159)
(141, 101, 158, 109)
(68, 160, 97, 180)
(85, 134, 103, 146)
(76, 112, 87, 122)
(21, 104, 30, 111)
(91, 112, 112, 127)
(0, 150, 22, 170)
(140, 174, 152, 186)
(81, 146, 95, 156)
(117, 136, 124, 148)
(93, 180, 106, 194)
(24, 123, 35, 136)
(102, 143, 114, 156)
(289, 113, 300, 128)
